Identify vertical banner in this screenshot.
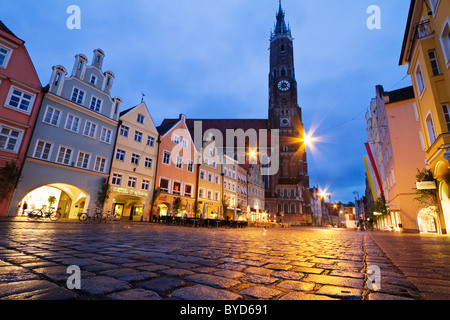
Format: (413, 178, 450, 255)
(364, 143, 384, 198)
(364, 156, 377, 202)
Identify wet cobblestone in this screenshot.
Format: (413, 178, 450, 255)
(0, 220, 448, 300)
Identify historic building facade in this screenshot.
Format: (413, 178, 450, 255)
(399, 0, 450, 233)
(104, 102, 159, 221)
(0, 21, 44, 216)
(7, 49, 122, 218)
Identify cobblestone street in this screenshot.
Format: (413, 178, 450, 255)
(0, 220, 449, 302)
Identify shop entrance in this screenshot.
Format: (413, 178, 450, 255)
(18, 184, 88, 219)
(417, 206, 439, 233)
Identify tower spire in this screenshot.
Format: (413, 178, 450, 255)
(271, 0, 291, 41)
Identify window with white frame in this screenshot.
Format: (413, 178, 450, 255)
(415, 64, 426, 95)
(83, 121, 97, 138)
(56, 146, 73, 165)
(94, 156, 107, 173)
(173, 181, 182, 195)
(207, 190, 213, 200)
(425, 112, 437, 146)
(208, 173, 213, 182)
(163, 150, 171, 165)
(76, 151, 91, 169)
(134, 130, 143, 143)
(127, 176, 137, 189)
(119, 125, 129, 137)
(89, 96, 102, 112)
(429, 0, 439, 14)
(176, 155, 183, 169)
(214, 191, 220, 202)
(173, 135, 181, 144)
(147, 135, 155, 147)
(43, 106, 62, 127)
(116, 148, 126, 161)
(90, 75, 97, 85)
(159, 178, 170, 192)
(200, 170, 206, 180)
(137, 114, 145, 124)
(100, 127, 112, 144)
(440, 18, 450, 66)
(5, 87, 35, 114)
(111, 173, 123, 186)
(184, 184, 192, 197)
(71, 88, 85, 105)
(0, 44, 12, 68)
(428, 50, 440, 76)
(443, 104, 450, 132)
(65, 114, 81, 133)
(131, 153, 141, 165)
(182, 139, 188, 148)
(141, 179, 150, 191)
(187, 160, 194, 172)
(199, 188, 205, 199)
(215, 175, 220, 184)
(33, 140, 53, 160)
(144, 157, 153, 169)
(0, 125, 23, 153)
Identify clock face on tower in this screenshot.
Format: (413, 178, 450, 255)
(280, 117, 291, 127)
(278, 80, 290, 91)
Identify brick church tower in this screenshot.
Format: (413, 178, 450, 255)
(265, 1, 311, 224)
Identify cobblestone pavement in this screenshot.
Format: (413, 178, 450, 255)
(0, 219, 449, 301)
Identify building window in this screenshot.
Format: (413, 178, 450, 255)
(94, 156, 107, 173)
(147, 135, 155, 147)
(159, 178, 170, 192)
(116, 148, 126, 161)
(144, 157, 153, 169)
(65, 114, 81, 133)
(440, 19, 450, 67)
(33, 140, 52, 160)
(182, 139, 188, 148)
(207, 190, 213, 200)
(442, 104, 450, 132)
(425, 113, 437, 146)
(173, 181, 182, 195)
(142, 179, 150, 191)
(0, 44, 12, 68)
(119, 125, 129, 137)
(163, 150, 171, 165)
(71, 88, 85, 105)
(134, 130, 143, 143)
(176, 156, 183, 169)
(111, 173, 123, 186)
(100, 127, 112, 144)
(137, 114, 145, 124)
(173, 135, 181, 145)
(215, 175, 220, 184)
(415, 64, 426, 95)
(208, 173, 213, 182)
(0, 125, 23, 153)
(89, 96, 102, 112)
(56, 146, 73, 165)
(127, 176, 137, 189)
(214, 191, 220, 202)
(43, 106, 62, 127)
(90, 75, 97, 85)
(83, 121, 97, 139)
(76, 151, 91, 169)
(200, 170, 206, 180)
(199, 188, 205, 199)
(131, 153, 141, 165)
(5, 87, 35, 114)
(184, 184, 193, 197)
(187, 160, 194, 172)
(428, 50, 440, 76)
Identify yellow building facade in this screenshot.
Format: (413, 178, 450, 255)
(400, 0, 450, 233)
(104, 102, 158, 221)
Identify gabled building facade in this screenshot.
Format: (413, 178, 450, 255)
(0, 21, 43, 216)
(104, 102, 158, 221)
(400, 0, 450, 233)
(8, 49, 122, 218)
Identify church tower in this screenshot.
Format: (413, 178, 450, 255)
(266, 1, 310, 224)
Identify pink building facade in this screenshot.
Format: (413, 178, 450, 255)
(0, 21, 43, 216)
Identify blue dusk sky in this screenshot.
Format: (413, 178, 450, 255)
(2, 0, 412, 203)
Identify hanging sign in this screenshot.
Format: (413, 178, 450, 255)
(416, 181, 436, 190)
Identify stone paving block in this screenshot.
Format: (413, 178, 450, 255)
(170, 284, 243, 300)
(244, 266, 274, 276)
(116, 271, 158, 282)
(276, 280, 315, 292)
(161, 268, 195, 277)
(0, 280, 59, 298)
(241, 274, 278, 285)
(315, 285, 362, 300)
(185, 274, 240, 289)
(291, 266, 324, 275)
(239, 285, 282, 300)
(137, 264, 170, 272)
(33, 265, 95, 282)
(328, 269, 365, 279)
(368, 292, 414, 300)
(271, 271, 305, 280)
(1, 286, 79, 300)
(279, 291, 339, 300)
(107, 289, 162, 300)
(304, 274, 364, 289)
(213, 270, 246, 279)
(82, 262, 121, 272)
(264, 264, 293, 271)
(80, 276, 131, 296)
(139, 276, 185, 293)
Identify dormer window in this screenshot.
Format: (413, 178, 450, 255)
(137, 114, 145, 124)
(90, 75, 97, 85)
(0, 44, 12, 68)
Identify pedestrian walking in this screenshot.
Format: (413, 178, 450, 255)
(359, 213, 365, 231)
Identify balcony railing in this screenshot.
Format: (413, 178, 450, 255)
(406, 20, 434, 62)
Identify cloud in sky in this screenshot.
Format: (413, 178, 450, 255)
(2, 0, 412, 203)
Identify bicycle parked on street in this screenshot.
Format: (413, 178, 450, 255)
(28, 205, 61, 222)
(78, 208, 103, 223)
(102, 210, 121, 222)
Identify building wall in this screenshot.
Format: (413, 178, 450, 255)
(0, 24, 43, 216)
